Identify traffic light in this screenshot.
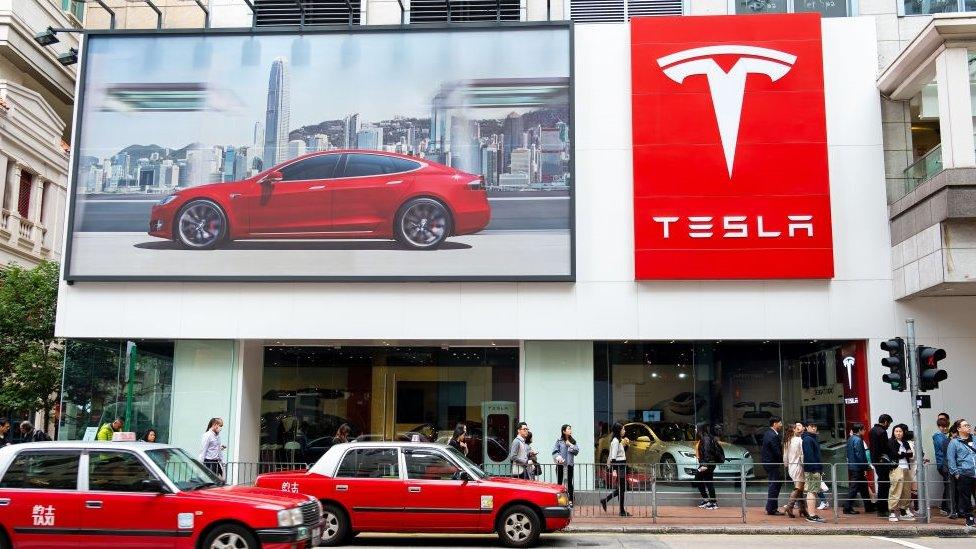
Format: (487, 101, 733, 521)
(880, 337, 906, 392)
(917, 346, 947, 392)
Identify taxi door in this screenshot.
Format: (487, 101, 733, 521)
(331, 447, 404, 530)
(0, 450, 83, 548)
(401, 448, 483, 531)
(78, 450, 178, 548)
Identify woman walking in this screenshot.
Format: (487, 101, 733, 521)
(888, 423, 916, 522)
(695, 425, 723, 510)
(200, 418, 226, 480)
(448, 423, 469, 456)
(784, 421, 808, 518)
(600, 422, 631, 516)
(552, 424, 580, 503)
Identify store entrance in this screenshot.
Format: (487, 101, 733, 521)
(259, 345, 519, 466)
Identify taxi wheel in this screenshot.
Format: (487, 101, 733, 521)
(319, 503, 350, 546)
(203, 524, 257, 549)
(0, 529, 9, 549)
(496, 505, 541, 548)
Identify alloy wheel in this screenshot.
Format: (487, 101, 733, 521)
(661, 456, 678, 482)
(503, 511, 533, 543)
(322, 509, 340, 541)
(210, 532, 249, 549)
(178, 201, 224, 248)
(400, 200, 448, 247)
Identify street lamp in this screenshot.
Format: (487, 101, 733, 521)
(57, 48, 79, 67)
(34, 27, 59, 47)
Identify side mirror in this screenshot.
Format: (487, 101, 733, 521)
(141, 478, 168, 493)
(262, 171, 283, 185)
(453, 470, 472, 482)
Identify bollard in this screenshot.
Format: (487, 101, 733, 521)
(741, 463, 747, 524)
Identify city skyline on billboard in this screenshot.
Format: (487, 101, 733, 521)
(66, 26, 574, 281)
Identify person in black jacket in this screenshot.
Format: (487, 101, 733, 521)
(869, 414, 895, 517)
(800, 422, 826, 523)
(761, 417, 785, 515)
(843, 423, 875, 514)
(18, 421, 50, 443)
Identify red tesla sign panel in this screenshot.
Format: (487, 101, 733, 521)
(631, 14, 834, 279)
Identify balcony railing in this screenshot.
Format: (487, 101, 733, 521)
(1, 209, 52, 261)
(894, 143, 943, 203)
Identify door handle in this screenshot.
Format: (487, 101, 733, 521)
(229, 193, 243, 199)
(85, 501, 103, 509)
(308, 185, 326, 190)
(408, 486, 421, 493)
(336, 485, 348, 492)
(385, 180, 403, 185)
(0, 498, 10, 506)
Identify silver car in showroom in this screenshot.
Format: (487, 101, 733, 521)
(596, 422, 756, 483)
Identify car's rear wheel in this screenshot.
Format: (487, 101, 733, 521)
(0, 528, 10, 549)
(175, 199, 227, 249)
(660, 455, 678, 483)
(496, 505, 541, 548)
(319, 503, 350, 547)
(394, 197, 452, 250)
(202, 524, 257, 549)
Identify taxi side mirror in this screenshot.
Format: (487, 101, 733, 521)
(141, 478, 168, 493)
(453, 470, 472, 482)
(261, 171, 283, 185)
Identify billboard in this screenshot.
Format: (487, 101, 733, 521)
(65, 25, 573, 281)
(631, 14, 834, 279)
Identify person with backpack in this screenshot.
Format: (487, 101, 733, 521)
(934, 414, 955, 517)
(18, 421, 50, 442)
(695, 424, 723, 510)
(947, 418, 976, 528)
(843, 423, 876, 514)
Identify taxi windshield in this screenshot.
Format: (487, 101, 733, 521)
(146, 448, 222, 491)
(444, 446, 490, 479)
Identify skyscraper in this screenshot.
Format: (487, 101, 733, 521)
(356, 126, 383, 151)
(502, 112, 523, 170)
(263, 57, 291, 167)
(288, 139, 307, 159)
(344, 114, 360, 148)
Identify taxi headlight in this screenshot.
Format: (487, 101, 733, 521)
(157, 194, 178, 206)
(556, 492, 570, 506)
(277, 507, 303, 527)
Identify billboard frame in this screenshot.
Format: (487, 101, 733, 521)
(62, 21, 576, 283)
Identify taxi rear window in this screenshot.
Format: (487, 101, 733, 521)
(0, 452, 79, 490)
(335, 448, 399, 479)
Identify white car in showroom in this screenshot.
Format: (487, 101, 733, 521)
(595, 422, 756, 483)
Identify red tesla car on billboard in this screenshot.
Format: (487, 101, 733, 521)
(254, 442, 572, 547)
(149, 150, 491, 250)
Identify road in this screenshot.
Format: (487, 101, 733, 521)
(324, 533, 972, 548)
(73, 195, 572, 232)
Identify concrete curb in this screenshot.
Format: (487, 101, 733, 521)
(564, 524, 976, 537)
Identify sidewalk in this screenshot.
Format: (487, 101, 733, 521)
(564, 505, 976, 537)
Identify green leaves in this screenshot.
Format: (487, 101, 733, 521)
(0, 261, 62, 412)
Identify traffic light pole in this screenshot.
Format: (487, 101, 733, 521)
(905, 318, 929, 523)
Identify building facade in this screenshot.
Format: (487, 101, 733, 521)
(56, 0, 976, 479)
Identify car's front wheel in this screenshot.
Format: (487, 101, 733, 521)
(202, 524, 257, 549)
(175, 199, 228, 249)
(496, 505, 541, 548)
(394, 197, 452, 250)
(660, 455, 678, 483)
(319, 503, 350, 547)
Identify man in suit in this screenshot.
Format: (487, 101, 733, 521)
(762, 416, 785, 515)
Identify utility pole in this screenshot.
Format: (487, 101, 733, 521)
(905, 318, 929, 523)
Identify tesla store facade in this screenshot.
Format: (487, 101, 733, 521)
(54, 13, 975, 472)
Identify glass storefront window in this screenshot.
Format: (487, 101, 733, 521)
(903, 0, 960, 15)
(594, 341, 867, 477)
(260, 346, 519, 466)
(60, 340, 174, 442)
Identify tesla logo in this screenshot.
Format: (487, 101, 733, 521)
(657, 45, 797, 177)
(843, 356, 855, 390)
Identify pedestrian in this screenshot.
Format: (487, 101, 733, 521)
(199, 417, 226, 479)
(887, 423, 915, 522)
(448, 423, 468, 456)
(695, 424, 723, 510)
(869, 414, 895, 517)
(525, 430, 540, 479)
(508, 422, 531, 479)
(552, 424, 579, 503)
(331, 423, 351, 446)
(800, 422, 827, 523)
(934, 414, 955, 517)
(946, 418, 976, 528)
(0, 418, 10, 446)
(761, 416, 785, 515)
(19, 421, 51, 443)
(843, 423, 875, 514)
(946, 420, 962, 518)
(141, 428, 158, 443)
(600, 422, 630, 516)
(784, 421, 808, 518)
(96, 417, 123, 441)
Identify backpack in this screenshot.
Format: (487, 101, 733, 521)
(711, 441, 726, 464)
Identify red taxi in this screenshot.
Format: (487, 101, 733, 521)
(0, 442, 323, 549)
(255, 442, 572, 548)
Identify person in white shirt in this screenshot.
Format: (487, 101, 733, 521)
(600, 422, 631, 517)
(200, 417, 226, 479)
